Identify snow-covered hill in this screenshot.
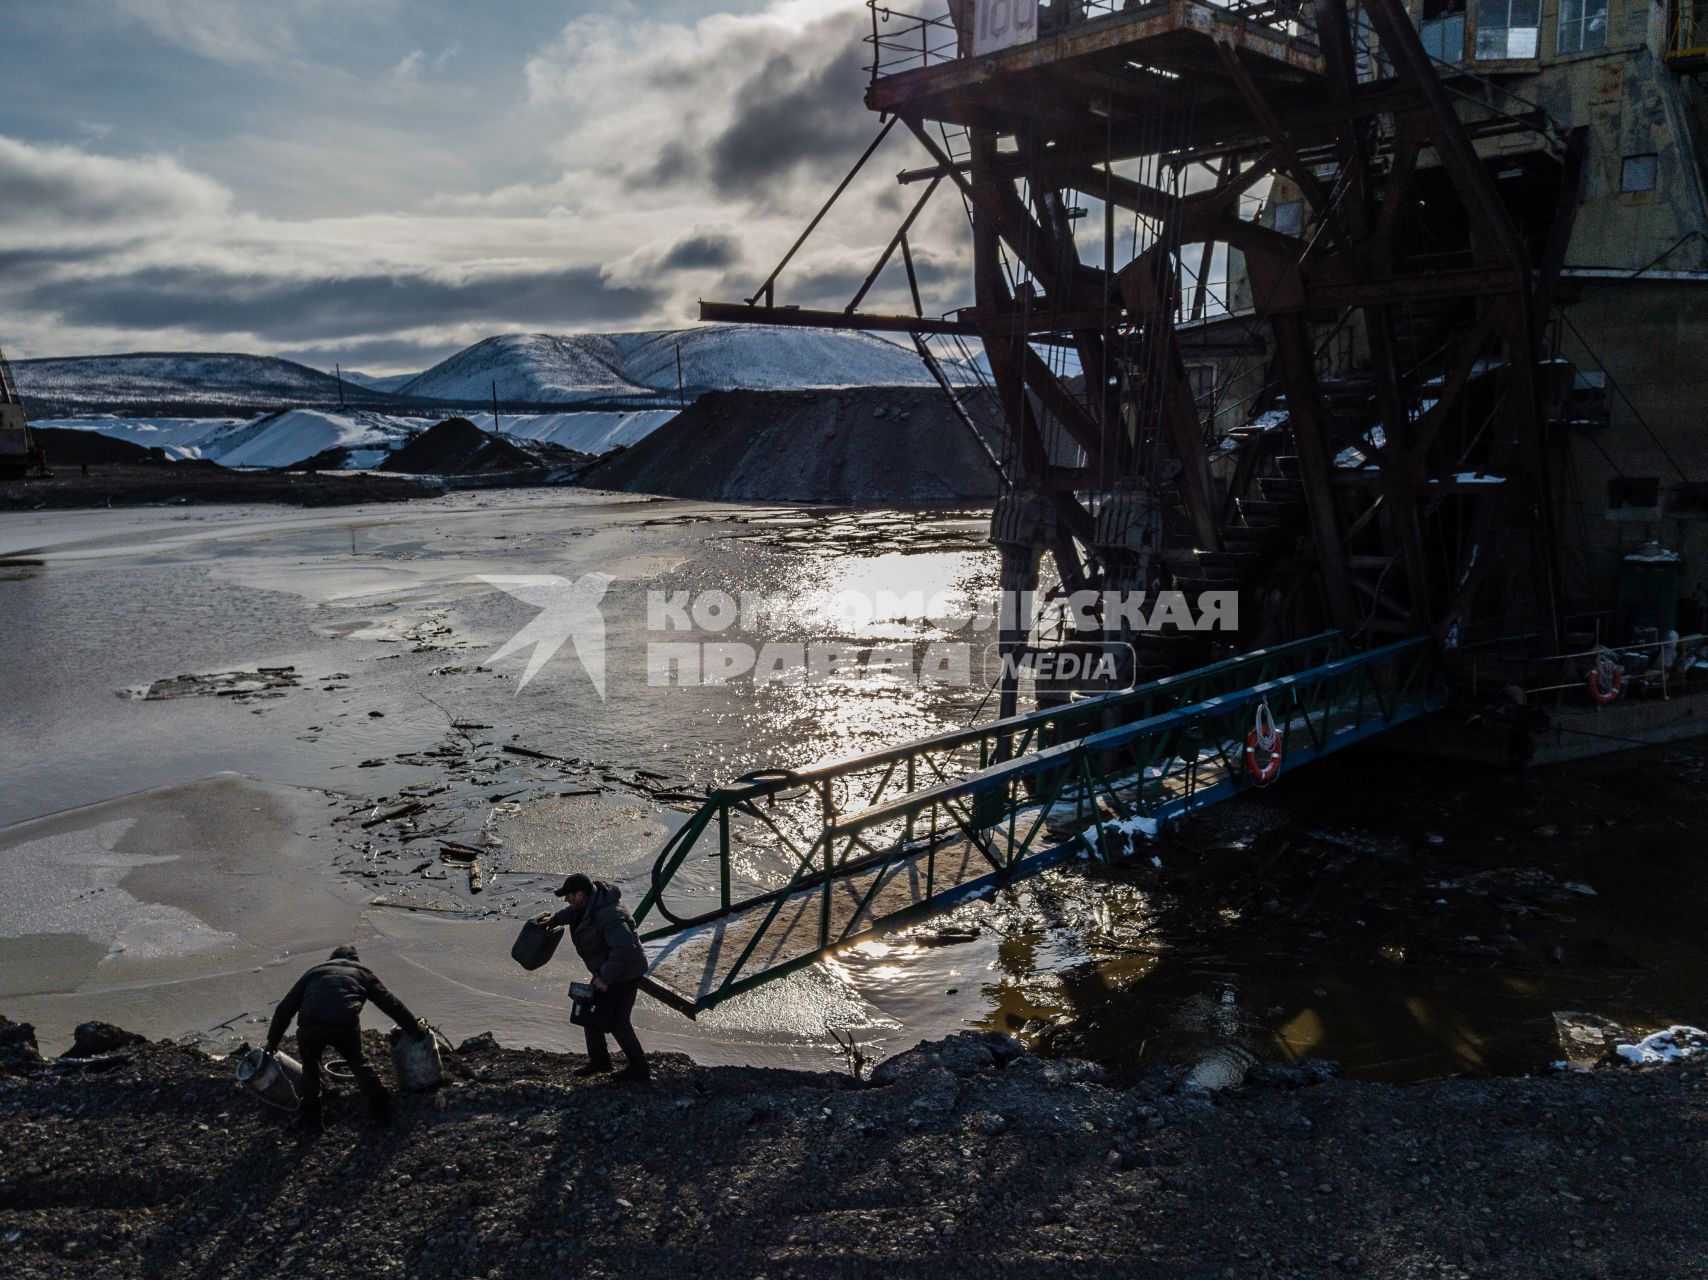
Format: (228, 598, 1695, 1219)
(613, 327, 941, 394)
(474, 410, 678, 455)
(46, 412, 416, 469)
(339, 370, 419, 395)
(401, 326, 945, 403)
(400, 334, 655, 404)
(46, 407, 679, 469)
(12, 353, 389, 411)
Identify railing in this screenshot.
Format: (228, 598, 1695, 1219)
(639, 636, 1446, 1006)
(865, 0, 1301, 80)
(634, 629, 1349, 932)
(1668, 2, 1708, 65)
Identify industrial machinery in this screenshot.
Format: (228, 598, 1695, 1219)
(703, 0, 1708, 718)
(0, 346, 33, 480)
(636, 0, 1708, 1008)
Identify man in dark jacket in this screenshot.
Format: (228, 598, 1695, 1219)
(265, 944, 427, 1130)
(537, 874, 650, 1082)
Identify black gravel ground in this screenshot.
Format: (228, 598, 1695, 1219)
(0, 463, 440, 510)
(1, 1024, 1704, 1279)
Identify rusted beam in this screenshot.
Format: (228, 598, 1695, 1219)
(1408, 323, 1493, 462)
(1021, 344, 1107, 460)
(1116, 247, 1222, 552)
(745, 117, 896, 307)
(1210, 37, 1344, 246)
(1272, 312, 1357, 632)
(696, 302, 1121, 338)
(1359, 0, 1529, 269)
(846, 175, 943, 314)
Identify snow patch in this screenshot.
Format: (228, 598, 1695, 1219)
(1614, 1025, 1708, 1065)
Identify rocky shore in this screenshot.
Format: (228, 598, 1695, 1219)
(1, 1019, 1703, 1279)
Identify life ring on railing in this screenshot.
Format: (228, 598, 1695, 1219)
(1587, 652, 1624, 705)
(1245, 700, 1283, 785)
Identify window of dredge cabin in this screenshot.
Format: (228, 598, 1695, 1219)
(1420, 0, 1467, 62)
(1556, 0, 1609, 54)
(1476, 0, 1541, 59)
(1621, 153, 1659, 193)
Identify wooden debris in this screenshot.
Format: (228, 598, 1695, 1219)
(361, 801, 427, 829)
(501, 744, 578, 765)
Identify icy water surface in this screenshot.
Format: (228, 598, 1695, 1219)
(1, 491, 1705, 1078)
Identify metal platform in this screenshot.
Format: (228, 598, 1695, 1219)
(637, 634, 1447, 1013)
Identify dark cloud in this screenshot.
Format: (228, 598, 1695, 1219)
(708, 42, 870, 199)
(658, 231, 740, 272)
(0, 135, 228, 228)
(18, 264, 664, 344)
(616, 17, 872, 202)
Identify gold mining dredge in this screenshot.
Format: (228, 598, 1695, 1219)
(0, 347, 35, 480)
(634, 0, 1708, 1012)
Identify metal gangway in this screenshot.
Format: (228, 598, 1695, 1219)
(636, 632, 1447, 1013)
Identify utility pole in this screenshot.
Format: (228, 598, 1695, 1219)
(491, 380, 500, 435)
(675, 342, 686, 410)
(335, 363, 346, 410)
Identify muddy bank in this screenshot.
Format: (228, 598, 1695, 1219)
(0, 463, 442, 511)
(583, 387, 1001, 503)
(1, 1026, 1704, 1279)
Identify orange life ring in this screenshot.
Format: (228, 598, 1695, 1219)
(1245, 700, 1283, 784)
(1587, 652, 1624, 705)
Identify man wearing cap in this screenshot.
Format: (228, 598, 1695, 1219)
(265, 944, 429, 1131)
(536, 874, 650, 1082)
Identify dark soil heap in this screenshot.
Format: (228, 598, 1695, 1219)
(584, 388, 1001, 504)
(380, 418, 566, 476)
(0, 464, 439, 511)
(2, 1018, 1704, 1279)
(23, 427, 156, 466)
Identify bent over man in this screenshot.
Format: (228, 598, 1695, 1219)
(266, 944, 427, 1131)
(537, 874, 650, 1082)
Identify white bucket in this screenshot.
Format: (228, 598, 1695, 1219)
(389, 1027, 448, 1092)
(236, 1048, 303, 1112)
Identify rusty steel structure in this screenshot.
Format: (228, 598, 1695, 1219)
(702, 0, 1708, 715)
(0, 346, 33, 481)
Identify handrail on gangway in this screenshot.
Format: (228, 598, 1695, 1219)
(635, 635, 1446, 1012)
(634, 630, 1348, 931)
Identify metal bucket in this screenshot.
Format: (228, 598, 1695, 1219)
(236, 1047, 302, 1112)
(511, 919, 563, 971)
(389, 1026, 448, 1092)
(569, 983, 614, 1032)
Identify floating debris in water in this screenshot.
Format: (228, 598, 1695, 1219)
(125, 666, 302, 702)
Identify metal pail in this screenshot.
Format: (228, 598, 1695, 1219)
(389, 1027, 448, 1092)
(236, 1048, 303, 1112)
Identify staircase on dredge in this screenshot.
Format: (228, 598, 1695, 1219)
(636, 632, 1447, 1014)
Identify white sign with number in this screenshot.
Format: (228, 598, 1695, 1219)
(971, 0, 1039, 56)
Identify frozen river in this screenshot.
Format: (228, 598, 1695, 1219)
(3, 489, 1706, 1080)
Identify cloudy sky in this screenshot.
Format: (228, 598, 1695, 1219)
(0, 0, 972, 373)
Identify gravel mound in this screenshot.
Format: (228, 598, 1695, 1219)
(2, 1025, 1705, 1278)
(24, 427, 156, 465)
(583, 388, 1001, 504)
(378, 418, 544, 475)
